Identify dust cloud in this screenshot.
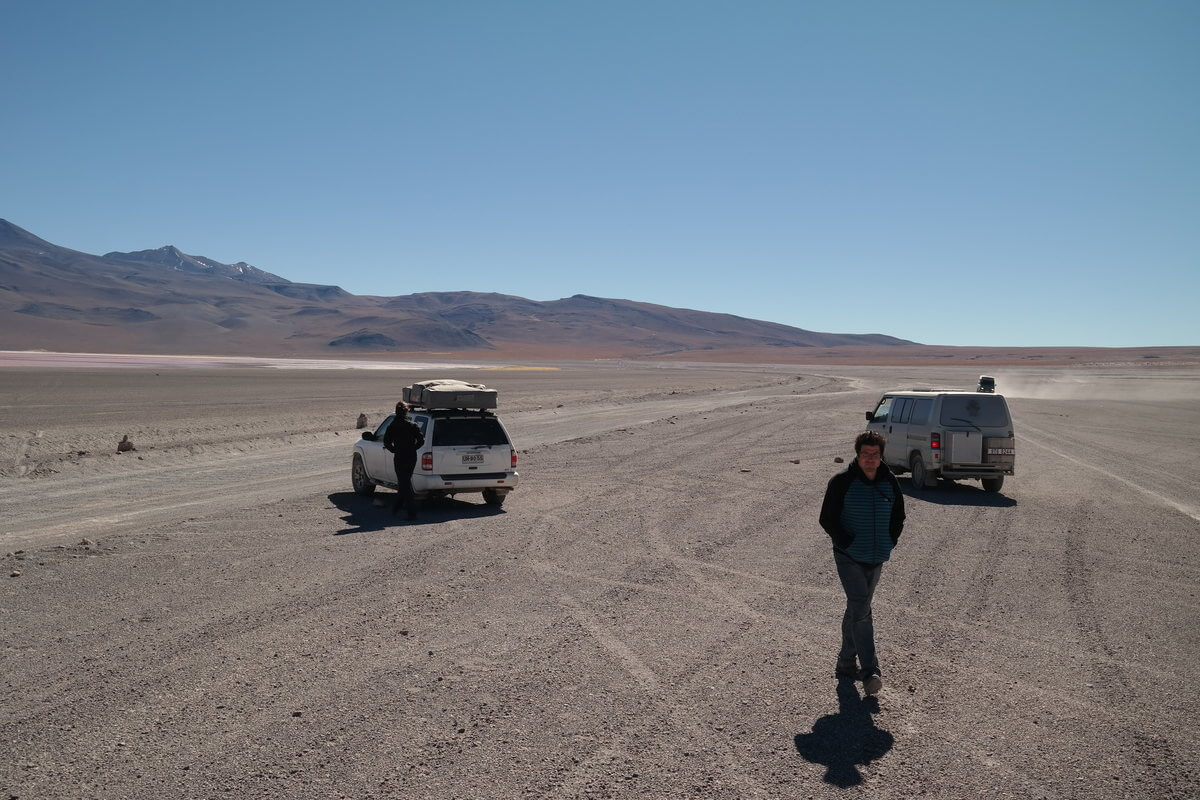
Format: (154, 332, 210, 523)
(990, 369, 1200, 403)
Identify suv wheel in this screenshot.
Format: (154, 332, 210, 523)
(910, 453, 935, 490)
(352, 455, 375, 496)
(981, 476, 1005, 493)
(483, 489, 506, 507)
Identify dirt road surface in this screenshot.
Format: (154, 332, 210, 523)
(2, 361, 1197, 799)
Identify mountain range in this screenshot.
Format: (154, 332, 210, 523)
(0, 219, 914, 359)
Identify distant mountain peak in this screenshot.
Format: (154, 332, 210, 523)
(0, 219, 56, 249)
(103, 245, 288, 285)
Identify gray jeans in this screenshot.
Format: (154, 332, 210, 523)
(834, 549, 883, 675)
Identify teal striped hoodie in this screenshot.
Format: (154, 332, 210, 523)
(819, 460, 905, 564)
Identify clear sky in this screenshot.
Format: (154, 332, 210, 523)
(3, 1, 1197, 347)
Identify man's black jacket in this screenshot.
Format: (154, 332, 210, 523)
(819, 460, 905, 560)
(383, 417, 424, 458)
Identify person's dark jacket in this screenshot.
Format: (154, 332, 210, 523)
(819, 460, 905, 564)
(383, 416, 424, 460)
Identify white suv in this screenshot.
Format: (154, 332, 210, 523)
(352, 409, 519, 506)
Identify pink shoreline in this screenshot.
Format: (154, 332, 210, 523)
(0, 351, 491, 371)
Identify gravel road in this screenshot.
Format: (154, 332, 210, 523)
(2, 362, 1197, 799)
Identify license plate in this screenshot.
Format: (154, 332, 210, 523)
(987, 448, 1015, 455)
(461, 453, 485, 464)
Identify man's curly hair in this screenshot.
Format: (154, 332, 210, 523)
(854, 429, 887, 455)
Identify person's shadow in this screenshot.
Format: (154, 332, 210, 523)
(328, 491, 394, 535)
(327, 492, 505, 535)
(793, 679, 895, 787)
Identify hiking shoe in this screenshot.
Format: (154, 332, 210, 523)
(862, 672, 883, 696)
(835, 661, 858, 679)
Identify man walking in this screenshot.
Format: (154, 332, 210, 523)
(819, 431, 905, 695)
(383, 401, 425, 520)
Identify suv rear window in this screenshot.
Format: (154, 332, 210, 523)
(432, 417, 510, 447)
(939, 395, 1010, 427)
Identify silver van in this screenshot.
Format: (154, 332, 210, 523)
(865, 390, 1015, 492)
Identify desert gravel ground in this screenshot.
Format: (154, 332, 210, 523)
(1, 360, 1198, 799)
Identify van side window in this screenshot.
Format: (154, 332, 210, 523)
(412, 416, 429, 437)
(895, 398, 912, 424)
(871, 397, 894, 423)
(374, 414, 395, 439)
(910, 398, 932, 425)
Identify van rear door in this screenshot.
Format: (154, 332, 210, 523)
(938, 394, 1013, 468)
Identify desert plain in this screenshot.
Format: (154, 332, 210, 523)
(1, 355, 1198, 799)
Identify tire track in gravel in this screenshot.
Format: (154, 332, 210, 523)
(551, 593, 774, 799)
(0, 437, 349, 542)
(9, 580, 526, 800)
(1057, 495, 1191, 790)
(0, 522, 474, 723)
(1062, 499, 1134, 695)
(10, 429, 43, 475)
(1019, 420, 1200, 522)
(541, 563, 1107, 798)
(539, 537, 1187, 720)
(608, 423, 1200, 787)
(61, 493, 674, 799)
(506, 406, 847, 792)
(958, 505, 1016, 623)
(33, 607, 515, 800)
(505, 413, 803, 795)
(888, 498, 962, 674)
(4, 468, 342, 542)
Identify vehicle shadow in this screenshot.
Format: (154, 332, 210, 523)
(902, 479, 1017, 507)
(328, 492, 504, 535)
(793, 679, 894, 787)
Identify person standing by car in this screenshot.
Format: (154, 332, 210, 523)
(819, 430, 905, 695)
(383, 401, 424, 520)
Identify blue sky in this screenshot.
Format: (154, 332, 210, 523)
(3, 1, 1197, 347)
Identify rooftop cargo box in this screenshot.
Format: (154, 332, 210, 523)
(403, 379, 498, 410)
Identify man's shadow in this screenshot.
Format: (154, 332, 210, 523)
(794, 679, 895, 787)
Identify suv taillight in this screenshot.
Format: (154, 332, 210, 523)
(511, 448, 518, 469)
(930, 433, 940, 449)
(421, 452, 433, 471)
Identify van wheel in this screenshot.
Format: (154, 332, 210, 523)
(352, 455, 375, 496)
(910, 454, 936, 489)
(982, 476, 1005, 493)
(483, 489, 506, 507)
